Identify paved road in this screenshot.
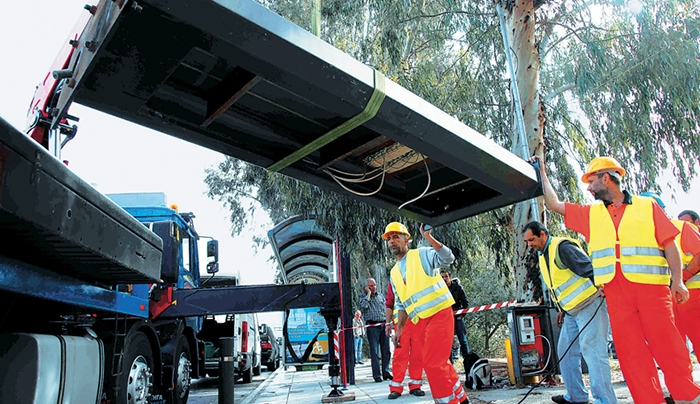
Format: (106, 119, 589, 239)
(188, 370, 271, 404)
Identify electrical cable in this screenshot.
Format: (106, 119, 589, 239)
(323, 153, 388, 196)
(517, 297, 606, 404)
(398, 154, 431, 210)
(521, 334, 552, 376)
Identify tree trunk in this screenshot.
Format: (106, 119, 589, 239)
(503, 0, 546, 302)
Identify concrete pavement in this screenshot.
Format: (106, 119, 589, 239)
(238, 360, 700, 404)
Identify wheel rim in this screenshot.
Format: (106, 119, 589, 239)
(176, 352, 192, 398)
(126, 355, 151, 404)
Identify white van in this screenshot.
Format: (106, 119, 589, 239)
(198, 312, 261, 383)
(236, 313, 262, 383)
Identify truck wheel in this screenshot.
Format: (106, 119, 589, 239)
(173, 337, 192, 404)
(242, 364, 253, 383)
(116, 332, 153, 404)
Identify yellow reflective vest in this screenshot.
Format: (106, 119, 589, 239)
(390, 249, 454, 324)
(588, 196, 670, 285)
(673, 219, 700, 289)
(538, 237, 598, 312)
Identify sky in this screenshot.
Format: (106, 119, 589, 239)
(0, 0, 283, 326)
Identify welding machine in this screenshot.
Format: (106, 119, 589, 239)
(507, 304, 560, 385)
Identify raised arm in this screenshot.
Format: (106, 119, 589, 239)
(529, 155, 566, 216)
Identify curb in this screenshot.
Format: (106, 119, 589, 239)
(240, 367, 282, 404)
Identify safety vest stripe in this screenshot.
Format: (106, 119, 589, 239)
(558, 281, 593, 308)
(434, 395, 452, 403)
(594, 264, 615, 277)
(621, 264, 669, 275)
(389, 381, 402, 387)
(410, 293, 452, 316)
(591, 247, 615, 259)
(620, 246, 664, 257)
(409, 379, 422, 385)
(404, 283, 444, 307)
(554, 275, 582, 296)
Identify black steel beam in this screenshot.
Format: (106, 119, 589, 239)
(157, 283, 340, 318)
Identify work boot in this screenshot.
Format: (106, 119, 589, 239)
(383, 372, 393, 380)
(374, 377, 383, 383)
(551, 395, 588, 404)
(409, 389, 425, 397)
(388, 392, 401, 399)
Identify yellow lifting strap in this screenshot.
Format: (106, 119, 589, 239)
(267, 69, 386, 173)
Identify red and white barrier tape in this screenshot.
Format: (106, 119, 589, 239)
(453, 300, 516, 316)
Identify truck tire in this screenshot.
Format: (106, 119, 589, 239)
(116, 332, 154, 404)
(241, 364, 253, 383)
(173, 337, 192, 404)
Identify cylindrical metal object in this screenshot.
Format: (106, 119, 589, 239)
(218, 337, 235, 404)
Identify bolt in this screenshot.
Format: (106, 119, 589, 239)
(69, 39, 79, 48)
(131, 2, 143, 12)
(84, 4, 97, 14)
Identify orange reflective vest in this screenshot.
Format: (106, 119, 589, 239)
(539, 237, 598, 311)
(390, 249, 454, 324)
(588, 196, 670, 285)
(673, 219, 700, 289)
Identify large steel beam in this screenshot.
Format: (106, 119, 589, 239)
(157, 283, 340, 318)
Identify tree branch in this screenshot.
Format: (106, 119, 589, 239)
(398, 10, 492, 25)
(545, 83, 575, 103)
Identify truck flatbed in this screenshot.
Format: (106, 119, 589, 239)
(0, 117, 161, 284)
(48, 0, 541, 226)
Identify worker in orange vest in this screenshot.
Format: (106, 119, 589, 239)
(670, 212, 700, 358)
(531, 155, 700, 404)
(384, 222, 468, 404)
(385, 284, 426, 399)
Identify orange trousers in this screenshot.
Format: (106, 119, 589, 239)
(606, 274, 700, 404)
(418, 307, 466, 404)
(674, 288, 700, 359)
(389, 319, 425, 393)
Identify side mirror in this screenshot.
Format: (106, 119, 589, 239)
(206, 240, 219, 274)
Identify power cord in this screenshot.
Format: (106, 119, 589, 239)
(517, 297, 606, 403)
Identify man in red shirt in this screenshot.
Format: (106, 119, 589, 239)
(531, 155, 700, 404)
(674, 209, 700, 359)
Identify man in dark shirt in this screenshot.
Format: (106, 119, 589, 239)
(523, 221, 616, 404)
(441, 270, 470, 365)
(359, 277, 392, 382)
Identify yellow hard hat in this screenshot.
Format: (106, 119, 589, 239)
(581, 156, 626, 184)
(382, 222, 411, 240)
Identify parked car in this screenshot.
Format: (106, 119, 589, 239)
(260, 324, 281, 371)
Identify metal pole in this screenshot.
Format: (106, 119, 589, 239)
(218, 337, 235, 404)
(495, 3, 539, 221)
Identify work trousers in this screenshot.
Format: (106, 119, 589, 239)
(389, 319, 425, 394)
(674, 288, 700, 359)
(454, 317, 470, 363)
(354, 336, 363, 363)
(419, 307, 466, 404)
(606, 274, 700, 404)
(366, 322, 391, 379)
(558, 296, 617, 404)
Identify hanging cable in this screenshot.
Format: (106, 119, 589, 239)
(398, 154, 431, 210)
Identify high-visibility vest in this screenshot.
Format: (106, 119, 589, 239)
(390, 249, 455, 324)
(539, 237, 598, 311)
(673, 219, 700, 289)
(588, 196, 670, 285)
